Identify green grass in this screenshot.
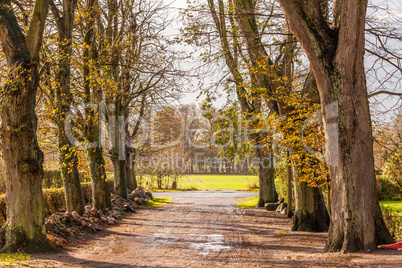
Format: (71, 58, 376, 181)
(0, 253, 30, 266)
(237, 195, 259, 208)
(143, 197, 174, 208)
(138, 174, 259, 192)
(380, 201, 402, 213)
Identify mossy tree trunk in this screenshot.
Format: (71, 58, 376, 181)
(125, 149, 138, 191)
(278, 0, 394, 251)
(255, 147, 278, 207)
(110, 105, 128, 199)
(290, 154, 329, 232)
(50, 0, 84, 215)
(87, 147, 110, 211)
(0, 0, 53, 252)
(83, 0, 111, 212)
(286, 152, 293, 218)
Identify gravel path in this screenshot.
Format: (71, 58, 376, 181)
(28, 191, 402, 267)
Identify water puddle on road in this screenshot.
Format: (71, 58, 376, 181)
(189, 234, 231, 256)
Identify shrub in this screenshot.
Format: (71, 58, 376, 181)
(379, 177, 402, 201)
(43, 170, 63, 189)
(245, 181, 259, 192)
(0, 189, 69, 226)
(274, 159, 289, 200)
(381, 205, 402, 241)
(43, 169, 93, 189)
(0, 184, 104, 226)
(0, 179, 115, 226)
(379, 135, 402, 199)
(42, 188, 66, 216)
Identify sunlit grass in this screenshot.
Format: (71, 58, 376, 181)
(237, 195, 259, 208)
(139, 174, 259, 192)
(0, 253, 30, 266)
(143, 197, 174, 208)
(194, 175, 258, 191)
(380, 201, 402, 212)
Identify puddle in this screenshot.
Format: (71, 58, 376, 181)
(190, 234, 231, 255)
(110, 247, 129, 254)
(284, 255, 303, 260)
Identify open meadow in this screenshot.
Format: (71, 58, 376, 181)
(137, 174, 259, 191)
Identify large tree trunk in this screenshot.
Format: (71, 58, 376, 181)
(125, 149, 138, 191)
(110, 109, 128, 199)
(112, 157, 127, 198)
(292, 181, 329, 232)
(87, 147, 110, 211)
(0, 0, 52, 252)
(0, 62, 52, 252)
(59, 138, 84, 214)
(278, 0, 394, 252)
(255, 148, 278, 207)
(287, 152, 293, 218)
(83, 0, 111, 212)
(51, 0, 84, 215)
(291, 158, 329, 231)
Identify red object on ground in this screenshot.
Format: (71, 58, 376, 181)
(378, 242, 402, 249)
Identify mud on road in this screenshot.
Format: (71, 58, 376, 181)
(29, 191, 402, 267)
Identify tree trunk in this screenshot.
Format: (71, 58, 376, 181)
(207, 0, 278, 203)
(111, 109, 127, 199)
(82, 0, 111, 212)
(291, 166, 329, 231)
(256, 148, 278, 207)
(125, 149, 137, 191)
(112, 156, 127, 198)
(0, 0, 52, 252)
(59, 137, 84, 214)
(278, 0, 394, 251)
(157, 175, 162, 189)
(292, 180, 329, 232)
(51, 0, 84, 215)
(0, 62, 53, 252)
(287, 152, 293, 218)
(87, 147, 110, 211)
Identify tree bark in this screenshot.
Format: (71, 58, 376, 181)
(0, 0, 52, 252)
(125, 150, 138, 191)
(87, 147, 110, 211)
(287, 151, 293, 218)
(51, 0, 84, 215)
(112, 157, 127, 198)
(255, 148, 278, 207)
(110, 107, 128, 199)
(59, 138, 84, 214)
(290, 153, 329, 231)
(278, 0, 394, 251)
(83, 0, 111, 212)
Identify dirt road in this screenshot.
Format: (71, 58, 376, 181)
(29, 191, 402, 267)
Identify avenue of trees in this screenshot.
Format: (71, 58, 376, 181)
(0, 0, 400, 253)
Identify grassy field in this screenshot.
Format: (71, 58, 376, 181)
(143, 197, 174, 208)
(138, 174, 259, 192)
(380, 201, 402, 213)
(237, 196, 259, 208)
(237, 199, 402, 211)
(0, 253, 30, 266)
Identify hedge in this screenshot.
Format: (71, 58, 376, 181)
(0, 180, 115, 226)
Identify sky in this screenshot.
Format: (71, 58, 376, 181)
(165, 0, 401, 120)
